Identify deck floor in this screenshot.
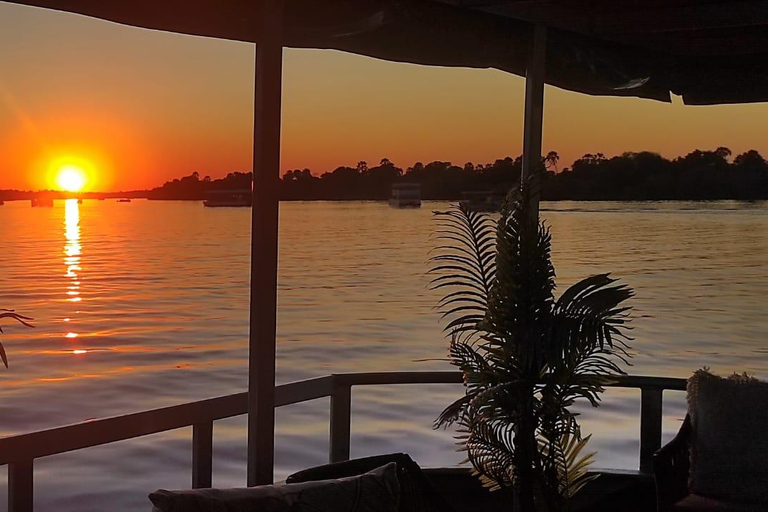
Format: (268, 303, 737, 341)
(425, 468, 657, 512)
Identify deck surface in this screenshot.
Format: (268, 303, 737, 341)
(424, 468, 657, 512)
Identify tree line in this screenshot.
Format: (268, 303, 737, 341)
(145, 148, 768, 201)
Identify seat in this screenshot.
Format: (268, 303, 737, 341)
(654, 370, 768, 512)
(654, 415, 692, 512)
(286, 453, 458, 512)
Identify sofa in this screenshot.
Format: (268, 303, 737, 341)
(654, 369, 768, 512)
(149, 453, 455, 512)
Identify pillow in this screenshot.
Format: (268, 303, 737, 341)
(287, 453, 458, 512)
(149, 462, 399, 512)
(687, 369, 768, 504)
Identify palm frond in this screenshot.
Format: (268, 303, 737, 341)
(431, 185, 634, 509)
(463, 417, 517, 491)
(430, 204, 497, 335)
(0, 310, 34, 368)
(482, 187, 555, 372)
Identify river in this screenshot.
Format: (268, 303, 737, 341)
(0, 199, 766, 510)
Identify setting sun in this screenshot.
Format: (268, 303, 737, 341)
(57, 165, 87, 192)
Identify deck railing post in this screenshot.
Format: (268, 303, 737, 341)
(192, 421, 214, 489)
(329, 379, 352, 463)
(639, 387, 663, 473)
(521, 23, 547, 222)
(9, 459, 33, 512)
(247, 0, 284, 487)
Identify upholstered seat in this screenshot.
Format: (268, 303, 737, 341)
(149, 462, 400, 512)
(654, 370, 768, 512)
(287, 453, 458, 512)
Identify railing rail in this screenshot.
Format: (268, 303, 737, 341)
(0, 372, 686, 512)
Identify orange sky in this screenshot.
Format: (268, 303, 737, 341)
(1, 2, 768, 192)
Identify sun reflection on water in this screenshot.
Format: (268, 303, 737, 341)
(64, 199, 82, 341)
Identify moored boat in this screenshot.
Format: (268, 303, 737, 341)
(203, 190, 252, 207)
(389, 183, 421, 208)
(459, 191, 504, 212)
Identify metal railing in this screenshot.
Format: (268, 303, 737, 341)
(0, 372, 686, 512)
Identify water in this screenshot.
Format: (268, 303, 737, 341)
(1, 199, 767, 510)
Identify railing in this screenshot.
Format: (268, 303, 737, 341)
(0, 372, 686, 512)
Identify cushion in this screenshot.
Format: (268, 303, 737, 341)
(149, 462, 399, 512)
(287, 453, 457, 512)
(687, 369, 768, 504)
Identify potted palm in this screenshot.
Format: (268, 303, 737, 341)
(431, 185, 634, 511)
(0, 309, 33, 368)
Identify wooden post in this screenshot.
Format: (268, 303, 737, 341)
(329, 381, 352, 463)
(9, 459, 33, 512)
(247, 0, 284, 487)
(640, 388, 663, 473)
(192, 421, 214, 489)
(521, 24, 547, 221)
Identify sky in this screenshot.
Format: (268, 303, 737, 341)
(1, 2, 768, 192)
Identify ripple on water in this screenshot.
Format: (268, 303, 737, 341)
(0, 199, 767, 510)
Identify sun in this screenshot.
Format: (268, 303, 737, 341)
(57, 166, 87, 193)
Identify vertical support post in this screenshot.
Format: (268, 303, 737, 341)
(640, 388, 663, 473)
(520, 23, 547, 221)
(247, 0, 284, 488)
(9, 459, 33, 512)
(192, 421, 214, 489)
(329, 381, 352, 463)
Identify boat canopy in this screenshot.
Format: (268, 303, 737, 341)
(5, 0, 768, 105)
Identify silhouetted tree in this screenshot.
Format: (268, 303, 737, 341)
(545, 151, 560, 172)
(145, 147, 768, 202)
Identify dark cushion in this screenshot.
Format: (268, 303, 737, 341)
(687, 369, 768, 504)
(149, 462, 399, 512)
(672, 494, 767, 512)
(287, 453, 457, 512)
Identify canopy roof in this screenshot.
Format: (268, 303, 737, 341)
(6, 0, 768, 104)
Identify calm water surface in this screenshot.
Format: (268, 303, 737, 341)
(1, 199, 767, 510)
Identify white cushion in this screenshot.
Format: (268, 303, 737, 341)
(149, 462, 400, 512)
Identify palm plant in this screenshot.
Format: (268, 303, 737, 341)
(431, 185, 633, 512)
(0, 309, 33, 368)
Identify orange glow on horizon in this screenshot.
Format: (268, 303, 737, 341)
(1, 1, 767, 192)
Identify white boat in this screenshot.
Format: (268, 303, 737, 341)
(204, 190, 252, 208)
(389, 183, 421, 208)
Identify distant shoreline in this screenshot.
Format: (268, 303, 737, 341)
(4, 147, 768, 202)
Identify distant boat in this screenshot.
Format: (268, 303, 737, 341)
(31, 198, 54, 207)
(389, 183, 421, 208)
(117, 199, 132, 203)
(203, 190, 251, 208)
(459, 191, 505, 213)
